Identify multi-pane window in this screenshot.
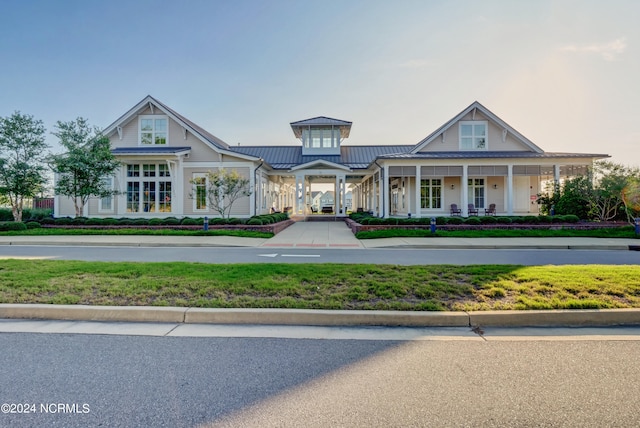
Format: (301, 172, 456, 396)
(460, 121, 487, 150)
(302, 127, 340, 149)
(468, 178, 485, 208)
(127, 182, 140, 212)
(140, 116, 168, 145)
(420, 179, 442, 209)
(126, 163, 172, 213)
(99, 177, 113, 212)
(193, 175, 207, 211)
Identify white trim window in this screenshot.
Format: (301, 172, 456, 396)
(459, 121, 487, 150)
(420, 178, 442, 209)
(192, 173, 208, 212)
(139, 116, 168, 145)
(99, 177, 114, 212)
(126, 163, 173, 213)
(468, 178, 485, 208)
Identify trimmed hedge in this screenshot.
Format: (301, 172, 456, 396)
(25, 221, 41, 229)
(0, 222, 27, 231)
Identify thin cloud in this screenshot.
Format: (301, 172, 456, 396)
(560, 37, 627, 61)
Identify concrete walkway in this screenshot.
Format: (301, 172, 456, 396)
(261, 221, 363, 248)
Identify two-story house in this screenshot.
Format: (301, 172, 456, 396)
(54, 96, 608, 219)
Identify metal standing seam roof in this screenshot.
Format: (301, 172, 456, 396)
(111, 146, 192, 155)
(231, 145, 415, 170)
(377, 151, 610, 160)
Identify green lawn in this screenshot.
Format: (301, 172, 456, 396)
(1, 260, 638, 311)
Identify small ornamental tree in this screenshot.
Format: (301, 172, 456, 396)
(0, 112, 49, 222)
(50, 118, 121, 217)
(190, 169, 252, 219)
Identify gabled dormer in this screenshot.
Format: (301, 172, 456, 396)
(290, 116, 352, 156)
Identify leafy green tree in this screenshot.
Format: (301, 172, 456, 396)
(0, 112, 49, 222)
(190, 169, 252, 219)
(555, 175, 593, 219)
(589, 161, 634, 221)
(50, 118, 121, 217)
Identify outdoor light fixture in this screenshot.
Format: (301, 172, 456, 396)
(451, 184, 455, 189)
(493, 184, 498, 189)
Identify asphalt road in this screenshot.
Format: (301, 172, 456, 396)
(1, 325, 639, 427)
(1, 244, 639, 265)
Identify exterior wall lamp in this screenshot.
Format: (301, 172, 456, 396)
(493, 184, 498, 189)
(450, 184, 455, 190)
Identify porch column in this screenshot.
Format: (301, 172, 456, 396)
(173, 158, 183, 216)
(507, 164, 514, 216)
(372, 175, 378, 216)
(554, 164, 560, 186)
(461, 165, 469, 216)
(339, 175, 346, 215)
(415, 165, 422, 218)
(295, 174, 304, 215)
(382, 165, 389, 218)
(117, 165, 127, 216)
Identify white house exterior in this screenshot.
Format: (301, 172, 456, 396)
(54, 96, 608, 219)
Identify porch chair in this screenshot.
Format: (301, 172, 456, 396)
(450, 203, 462, 216)
(484, 203, 496, 216)
(467, 204, 479, 216)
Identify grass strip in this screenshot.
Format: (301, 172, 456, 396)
(0, 260, 639, 311)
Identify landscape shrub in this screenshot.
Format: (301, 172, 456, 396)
(180, 218, 200, 225)
(447, 217, 464, 225)
(464, 217, 481, 225)
(211, 218, 226, 225)
(368, 218, 384, 225)
(537, 215, 552, 223)
(117, 218, 135, 225)
(25, 221, 41, 229)
(0, 209, 14, 221)
(85, 218, 104, 226)
(435, 217, 448, 225)
(0, 222, 27, 231)
(103, 218, 118, 225)
(71, 217, 88, 225)
(40, 218, 55, 225)
(247, 218, 263, 225)
(227, 218, 243, 225)
(383, 218, 398, 225)
(133, 219, 149, 226)
(54, 217, 73, 225)
(562, 214, 580, 223)
(23, 208, 52, 221)
(510, 216, 525, 224)
(523, 216, 539, 224)
(161, 218, 180, 226)
(148, 218, 163, 225)
(495, 217, 513, 224)
(480, 216, 497, 224)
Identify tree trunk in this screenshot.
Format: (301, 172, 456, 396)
(74, 198, 84, 218)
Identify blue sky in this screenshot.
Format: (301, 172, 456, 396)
(1, 0, 639, 166)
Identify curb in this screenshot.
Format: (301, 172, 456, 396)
(1, 305, 640, 328)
